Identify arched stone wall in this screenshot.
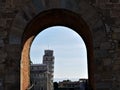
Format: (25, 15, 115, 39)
(21, 9, 95, 90)
(1, 0, 120, 90)
(1, 0, 108, 90)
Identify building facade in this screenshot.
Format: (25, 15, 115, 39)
(55, 79, 88, 90)
(30, 64, 49, 90)
(30, 50, 54, 90)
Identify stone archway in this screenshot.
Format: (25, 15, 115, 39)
(7, 1, 107, 90)
(21, 9, 95, 90)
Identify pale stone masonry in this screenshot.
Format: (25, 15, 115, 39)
(30, 50, 54, 90)
(30, 64, 50, 90)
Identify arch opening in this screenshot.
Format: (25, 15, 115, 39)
(30, 26, 88, 80)
(21, 9, 95, 90)
(30, 26, 88, 90)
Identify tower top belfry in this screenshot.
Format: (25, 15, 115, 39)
(44, 49, 54, 56)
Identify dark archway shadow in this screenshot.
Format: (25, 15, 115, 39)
(21, 9, 95, 90)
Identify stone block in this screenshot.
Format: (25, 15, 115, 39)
(96, 3, 106, 9)
(85, 13, 99, 27)
(112, 32, 120, 40)
(5, 74, 16, 83)
(108, 49, 115, 54)
(94, 74, 101, 81)
(9, 36, 21, 44)
(0, 50, 7, 58)
(6, 19, 13, 28)
(95, 58, 103, 65)
(110, 9, 120, 17)
(114, 59, 120, 65)
(0, 50, 7, 63)
(113, 3, 120, 8)
(112, 64, 120, 71)
(96, 82, 112, 88)
(5, 44, 20, 53)
(114, 18, 120, 26)
(118, 41, 120, 49)
(1, 12, 15, 18)
(96, 0, 109, 4)
(94, 49, 108, 58)
(104, 17, 115, 25)
(64, 0, 81, 11)
(103, 58, 112, 66)
(0, 64, 5, 73)
(93, 30, 106, 42)
(93, 41, 101, 48)
(105, 3, 114, 9)
(112, 27, 120, 33)
(11, 26, 24, 35)
(5, 0, 15, 9)
(100, 42, 111, 49)
(9, 26, 23, 44)
(76, 0, 96, 17)
(102, 73, 113, 81)
(90, 0, 96, 4)
(102, 65, 113, 72)
(102, 9, 110, 17)
(22, 6, 34, 20)
(115, 50, 120, 59)
(0, 39, 4, 47)
(0, 30, 7, 39)
(0, 18, 6, 27)
(109, 0, 119, 3)
(13, 13, 27, 29)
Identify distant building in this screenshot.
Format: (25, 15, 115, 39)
(54, 79, 88, 90)
(30, 64, 49, 90)
(79, 79, 88, 90)
(30, 50, 54, 90)
(59, 80, 80, 90)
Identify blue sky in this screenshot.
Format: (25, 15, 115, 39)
(30, 26, 88, 81)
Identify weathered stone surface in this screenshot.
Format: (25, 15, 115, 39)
(12, 15, 27, 29)
(0, 39, 4, 47)
(0, 0, 120, 90)
(110, 9, 120, 17)
(0, 50, 7, 59)
(103, 58, 112, 66)
(0, 18, 6, 27)
(0, 30, 7, 39)
(112, 27, 120, 32)
(94, 49, 109, 58)
(109, 0, 119, 3)
(112, 32, 120, 40)
(100, 42, 112, 49)
(0, 64, 5, 74)
(96, 82, 112, 89)
(113, 18, 119, 26)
